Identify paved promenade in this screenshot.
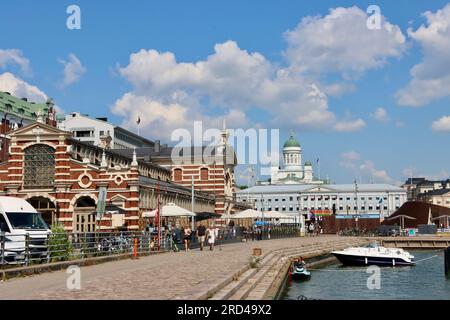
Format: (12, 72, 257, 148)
(0, 236, 350, 300)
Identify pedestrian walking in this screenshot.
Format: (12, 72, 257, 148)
(207, 226, 217, 251)
(196, 223, 207, 251)
(183, 225, 192, 251)
(308, 223, 315, 236)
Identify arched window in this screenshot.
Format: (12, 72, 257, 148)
(23, 144, 55, 189)
(174, 168, 182, 181)
(200, 168, 209, 180)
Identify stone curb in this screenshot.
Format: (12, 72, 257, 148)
(0, 251, 166, 281)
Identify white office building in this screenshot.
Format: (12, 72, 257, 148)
(58, 112, 155, 149)
(236, 183, 407, 218)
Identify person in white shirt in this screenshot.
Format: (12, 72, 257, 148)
(207, 227, 217, 251)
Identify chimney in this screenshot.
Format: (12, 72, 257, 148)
(154, 140, 160, 153)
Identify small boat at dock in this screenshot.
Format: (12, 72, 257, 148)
(290, 260, 311, 280)
(332, 242, 415, 267)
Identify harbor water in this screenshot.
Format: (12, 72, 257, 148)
(283, 251, 450, 300)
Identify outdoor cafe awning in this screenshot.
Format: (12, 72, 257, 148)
(222, 209, 295, 220)
(142, 203, 196, 218)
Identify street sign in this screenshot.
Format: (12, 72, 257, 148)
(96, 187, 107, 220)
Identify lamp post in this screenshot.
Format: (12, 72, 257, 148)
(354, 179, 359, 230)
(260, 194, 265, 238)
(298, 193, 301, 233)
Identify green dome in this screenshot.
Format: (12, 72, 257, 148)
(283, 132, 301, 148)
(304, 161, 312, 166)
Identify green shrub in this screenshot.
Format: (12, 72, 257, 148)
(48, 224, 73, 262)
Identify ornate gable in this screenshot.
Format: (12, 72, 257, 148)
(9, 122, 71, 145)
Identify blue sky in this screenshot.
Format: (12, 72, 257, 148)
(1, 0, 450, 185)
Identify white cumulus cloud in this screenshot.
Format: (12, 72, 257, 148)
(284, 6, 406, 78)
(0, 72, 64, 113)
(396, 3, 450, 107)
(113, 6, 405, 139)
(339, 151, 392, 183)
(113, 41, 343, 139)
(59, 53, 86, 87)
(341, 150, 361, 162)
(0, 72, 47, 102)
(0, 49, 31, 75)
(372, 107, 389, 122)
(431, 115, 450, 132)
(334, 118, 366, 132)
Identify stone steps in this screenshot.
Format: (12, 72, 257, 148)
(218, 240, 355, 300)
(206, 238, 370, 301)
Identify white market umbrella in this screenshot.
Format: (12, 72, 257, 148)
(232, 209, 265, 219)
(142, 203, 196, 218)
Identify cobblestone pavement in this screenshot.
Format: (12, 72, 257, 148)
(0, 236, 345, 300)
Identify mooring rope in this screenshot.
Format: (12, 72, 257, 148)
(413, 255, 439, 263)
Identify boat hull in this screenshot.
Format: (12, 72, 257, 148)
(333, 252, 414, 267)
(291, 272, 311, 281)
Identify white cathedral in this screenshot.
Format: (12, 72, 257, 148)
(270, 132, 323, 185)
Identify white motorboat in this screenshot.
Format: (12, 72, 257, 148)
(332, 242, 415, 267)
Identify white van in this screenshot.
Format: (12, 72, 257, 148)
(0, 196, 51, 265)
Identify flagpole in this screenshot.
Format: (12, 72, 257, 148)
(136, 115, 141, 137)
(317, 157, 321, 181)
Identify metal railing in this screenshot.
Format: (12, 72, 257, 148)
(0, 225, 300, 268)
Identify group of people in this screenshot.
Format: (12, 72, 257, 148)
(307, 222, 322, 236)
(180, 223, 219, 251)
(242, 224, 271, 241)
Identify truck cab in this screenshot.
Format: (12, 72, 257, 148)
(0, 196, 51, 265)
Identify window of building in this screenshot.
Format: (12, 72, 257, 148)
(339, 206, 343, 210)
(383, 206, 388, 210)
(23, 144, 55, 189)
(174, 168, 182, 181)
(75, 130, 92, 138)
(289, 197, 293, 201)
(369, 205, 373, 210)
(200, 168, 209, 180)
